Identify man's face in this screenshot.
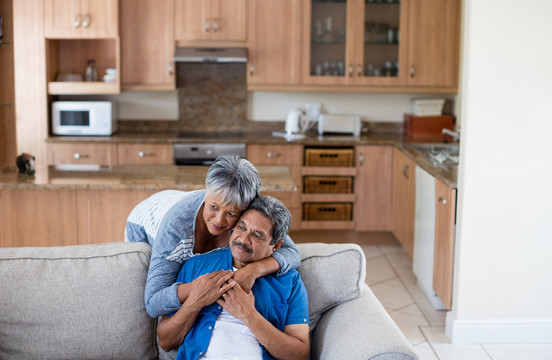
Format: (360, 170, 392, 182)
(202, 191, 242, 236)
(229, 209, 283, 269)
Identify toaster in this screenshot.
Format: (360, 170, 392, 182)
(318, 114, 361, 136)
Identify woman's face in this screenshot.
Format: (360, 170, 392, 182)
(202, 191, 242, 236)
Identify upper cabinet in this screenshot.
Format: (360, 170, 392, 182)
(299, 0, 459, 92)
(44, 0, 118, 38)
(120, 0, 175, 90)
(175, 0, 247, 43)
(247, 0, 302, 88)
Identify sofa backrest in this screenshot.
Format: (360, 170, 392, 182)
(0, 242, 156, 360)
(296, 243, 366, 330)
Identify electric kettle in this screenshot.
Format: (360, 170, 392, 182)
(285, 109, 304, 134)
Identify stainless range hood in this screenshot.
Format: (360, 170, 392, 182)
(174, 47, 247, 63)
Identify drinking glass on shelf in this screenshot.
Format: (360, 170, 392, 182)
(323, 16, 333, 43)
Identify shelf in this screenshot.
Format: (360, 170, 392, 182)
(301, 167, 357, 176)
(302, 193, 355, 202)
(48, 81, 120, 95)
(300, 220, 355, 230)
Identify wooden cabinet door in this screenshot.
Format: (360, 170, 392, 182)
(175, 0, 246, 42)
(117, 143, 173, 165)
(47, 143, 117, 165)
(0, 189, 78, 247)
(44, 0, 81, 38)
(247, 0, 302, 87)
(175, 0, 208, 41)
(433, 179, 456, 310)
(406, 0, 460, 87)
(121, 0, 175, 90)
(391, 148, 416, 257)
(76, 189, 155, 244)
(355, 146, 392, 231)
(210, 0, 247, 42)
(44, 0, 118, 38)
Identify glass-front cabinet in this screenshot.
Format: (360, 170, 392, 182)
(303, 0, 407, 86)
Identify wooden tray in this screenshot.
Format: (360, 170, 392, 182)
(304, 176, 353, 193)
(304, 148, 354, 167)
(303, 203, 352, 221)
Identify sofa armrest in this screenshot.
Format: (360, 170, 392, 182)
(310, 284, 418, 360)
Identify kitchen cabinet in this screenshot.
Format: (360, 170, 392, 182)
(44, 0, 118, 39)
(247, 0, 302, 89)
(47, 142, 117, 165)
(391, 147, 416, 258)
(433, 178, 456, 310)
(301, 0, 459, 92)
(354, 145, 392, 231)
(247, 144, 303, 230)
(117, 143, 173, 165)
(175, 0, 247, 43)
(406, 0, 460, 88)
(120, 0, 175, 91)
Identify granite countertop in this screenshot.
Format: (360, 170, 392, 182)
(0, 165, 297, 192)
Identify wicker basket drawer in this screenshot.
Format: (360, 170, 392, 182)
(304, 148, 354, 167)
(303, 203, 352, 221)
(304, 176, 353, 193)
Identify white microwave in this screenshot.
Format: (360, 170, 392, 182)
(52, 101, 117, 136)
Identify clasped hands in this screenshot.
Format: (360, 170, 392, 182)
(187, 268, 257, 321)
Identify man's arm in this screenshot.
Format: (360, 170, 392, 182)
(217, 283, 309, 360)
(157, 270, 236, 351)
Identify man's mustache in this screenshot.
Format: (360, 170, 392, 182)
(233, 240, 253, 253)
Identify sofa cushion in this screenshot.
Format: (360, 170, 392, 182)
(0, 242, 156, 360)
(296, 243, 366, 329)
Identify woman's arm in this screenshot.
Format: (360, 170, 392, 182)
(233, 235, 300, 293)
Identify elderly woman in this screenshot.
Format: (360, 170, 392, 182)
(126, 156, 300, 318)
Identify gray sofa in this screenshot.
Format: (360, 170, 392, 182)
(0, 242, 417, 360)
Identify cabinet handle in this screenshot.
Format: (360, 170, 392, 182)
(359, 153, 364, 166)
(357, 64, 363, 77)
(82, 14, 89, 28)
(73, 15, 81, 28)
(348, 64, 354, 77)
(410, 65, 415, 78)
(138, 152, 153, 158)
(402, 164, 410, 180)
(168, 63, 173, 75)
(249, 65, 254, 76)
(438, 197, 447, 204)
(74, 153, 88, 159)
(267, 152, 281, 158)
(205, 19, 210, 32)
(213, 18, 219, 32)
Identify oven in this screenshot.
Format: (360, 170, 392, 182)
(173, 143, 246, 165)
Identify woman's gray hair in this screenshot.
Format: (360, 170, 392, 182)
(248, 196, 291, 245)
(205, 155, 261, 211)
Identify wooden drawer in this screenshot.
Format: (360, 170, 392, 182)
(47, 143, 117, 165)
(247, 144, 303, 166)
(304, 176, 353, 194)
(303, 203, 352, 221)
(304, 148, 354, 167)
(117, 143, 173, 165)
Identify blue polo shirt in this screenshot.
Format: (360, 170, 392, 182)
(171, 247, 309, 360)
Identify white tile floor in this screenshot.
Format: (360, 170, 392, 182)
(360, 243, 552, 360)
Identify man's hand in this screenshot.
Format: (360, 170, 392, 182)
(216, 282, 256, 322)
(188, 270, 236, 308)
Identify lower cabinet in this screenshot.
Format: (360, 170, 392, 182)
(391, 148, 416, 258)
(0, 188, 154, 247)
(433, 178, 456, 310)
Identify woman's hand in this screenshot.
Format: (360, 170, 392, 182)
(233, 264, 258, 293)
(217, 282, 257, 323)
(187, 270, 235, 308)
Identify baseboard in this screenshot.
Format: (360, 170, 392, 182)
(446, 312, 552, 344)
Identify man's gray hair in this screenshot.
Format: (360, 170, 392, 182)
(205, 155, 261, 211)
(248, 196, 291, 245)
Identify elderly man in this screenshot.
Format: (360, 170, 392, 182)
(157, 196, 310, 360)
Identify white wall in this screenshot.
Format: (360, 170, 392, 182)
(449, 0, 552, 343)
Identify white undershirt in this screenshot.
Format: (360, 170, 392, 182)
(200, 268, 262, 360)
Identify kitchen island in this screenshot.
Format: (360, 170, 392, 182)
(0, 165, 296, 247)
